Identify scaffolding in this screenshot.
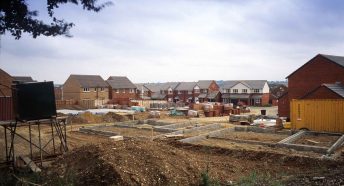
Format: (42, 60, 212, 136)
(1, 116, 68, 167)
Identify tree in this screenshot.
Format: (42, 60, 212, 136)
(0, 0, 112, 39)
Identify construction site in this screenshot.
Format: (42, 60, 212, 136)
(3, 0, 344, 185)
(1, 104, 344, 185)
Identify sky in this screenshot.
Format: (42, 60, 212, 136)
(1, 0, 344, 84)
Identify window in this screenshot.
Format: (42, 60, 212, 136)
(225, 89, 231, 93)
(254, 89, 260, 93)
(297, 104, 301, 120)
(168, 88, 173, 94)
(232, 89, 238, 93)
(242, 89, 247, 93)
(100, 88, 105, 92)
(115, 89, 119, 93)
(130, 89, 135, 93)
(179, 91, 183, 94)
(255, 99, 261, 104)
(202, 89, 208, 93)
(94, 88, 97, 92)
(122, 89, 126, 93)
(194, 89, 200, 93)
(83, 88, 90, 92)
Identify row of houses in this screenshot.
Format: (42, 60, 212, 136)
(1, 68, 283, 109)
(58, 75, 273, 107)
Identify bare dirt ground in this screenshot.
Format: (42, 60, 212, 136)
(195, 138, 324, 158)
(293, 135, 340, 147)
(41, 138, 344, 185)
(214, 131, 289, 143)
(99, 126, 164, 138)
(1, 112, 344, 185)
(247, 106, 278, 116)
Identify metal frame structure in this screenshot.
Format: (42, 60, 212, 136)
(1, 116, 68, 167)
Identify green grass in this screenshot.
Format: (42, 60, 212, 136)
(237, 171, 283, 186)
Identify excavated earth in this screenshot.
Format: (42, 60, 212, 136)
(44, 138, 344, 186)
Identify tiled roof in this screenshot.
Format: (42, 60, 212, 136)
(151, 92, 166, 100)
(220, 80, 267, 90)
(13, 76, 36, 83)
(287, 54, 344, 78)
(207, 91, 220, 99)
(197, 80, 213, 89)
(175, 82, 197, 91)
(107, 76, 136, 89)
(323, 83, 344, 98)
(320, 54, 344, 68)
(135, 83, 149, 91)
(68, 74, 108, 88)
(144, 82, 179, 92)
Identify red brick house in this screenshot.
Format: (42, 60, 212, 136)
(220, 80, 270, 106)
(144, 82, 180, 101)
(0, 68, 14, 121)
(107, 76, 137, 104)
(0, 68, 14, 97)
(135, 83, 151, 100)
(174, 82, 198, 103)
(63, 75, 109, 107)
(270, 84, 288, 106)
(196, 80, 221, 102)
(278, 54, 344, 118)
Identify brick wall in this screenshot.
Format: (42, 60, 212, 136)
(110, 88, 137, 104)
(261, 93, 270, 105)
(80, 88, 109, 100)
(303, 86, 342, 99)
(209, 81, 220, 91)
(288, 55, 344, 99)
(281, 55, 344, 118)
(278, 93, 289, 117)
(0, 69, 13, 97)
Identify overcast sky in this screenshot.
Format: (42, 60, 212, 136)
(1, 0, 344, 84)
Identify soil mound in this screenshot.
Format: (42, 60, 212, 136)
(47, 140, 204, 185)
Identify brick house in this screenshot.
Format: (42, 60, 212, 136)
(0, 68, 14, 121)
(107, 76, 137, 104)
(135, 83, 151, 100)
(174, 82, 198, 103)
(63, 75, 109, 107)
(12, 76, 36, 84)
(0, 68, 14, 97)
(144, 82, 180, 101)
(278, 54, 344, 118)
(269, 84, 288, 106)
(220, 80, 270, 106)
(196, 80, 221, 102)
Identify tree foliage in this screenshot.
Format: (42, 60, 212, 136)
(0, 0, 112, 39)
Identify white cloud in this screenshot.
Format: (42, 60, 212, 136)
(1, 0, 344, 84)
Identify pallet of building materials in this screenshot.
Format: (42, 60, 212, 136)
(191, 104, 203, 111)
(203, 104, 214, 112)
(188, 110, 199, 117)
(204, 111, 214, 117)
